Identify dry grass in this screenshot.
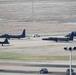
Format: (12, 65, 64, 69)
(0, 0, 76, 35)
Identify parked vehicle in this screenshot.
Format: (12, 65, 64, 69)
(40, 68, 48, 74)
(33, 34, 40, 37)
(66, 69, 75, 75)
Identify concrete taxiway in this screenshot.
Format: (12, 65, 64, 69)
(0, 65, 67, 75)
(0, 60, 76, 75)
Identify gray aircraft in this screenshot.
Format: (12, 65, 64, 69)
(0, 38, 9, 46)
(42, 32, 74, 42)
(0, 29, 25, 39)
(66, 31, 76, 37)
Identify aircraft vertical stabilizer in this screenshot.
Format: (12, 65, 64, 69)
(69, 32, 74, 41)
(22, 29, 25, 37)
(4, 38, 9, 44)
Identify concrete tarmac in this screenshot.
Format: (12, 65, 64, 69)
(0, 63, 76, 75)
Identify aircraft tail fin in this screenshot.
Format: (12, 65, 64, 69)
(69, 32, 74, 41)
(22, 29, 25, 37)
(4, 38, 9, 44)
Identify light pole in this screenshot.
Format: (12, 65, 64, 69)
(64, 47, 76, 75)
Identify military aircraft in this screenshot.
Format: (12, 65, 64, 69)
(0, 29, 25, 39)
(42, 32, 74, 42)
(65, 31, 76, 37)
(0, 38, 9, 46)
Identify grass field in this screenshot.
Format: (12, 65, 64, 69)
(0, 0, 76, 35)
(0, 54, 76, 61)
(0, 38, 76, 61)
